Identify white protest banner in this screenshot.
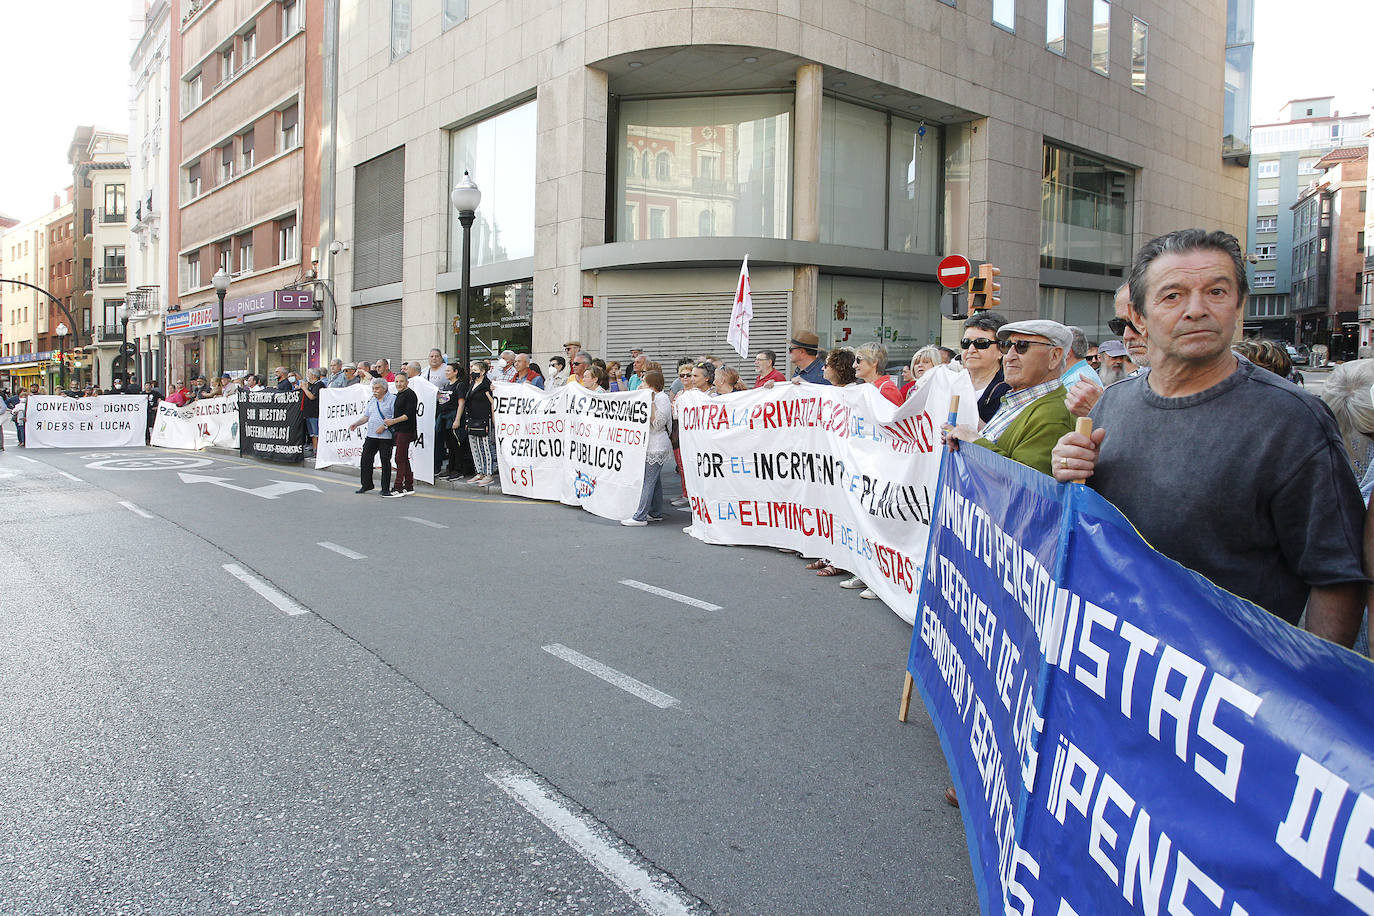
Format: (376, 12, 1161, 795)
(677, 366, 977, 623)
(150, 395, 239, 450)
(405, 376, 438, 485)
(24, 395, 147, 449)
(492, 383, 651, 520)
(492, 382, 565, 501)
(315, 385, 372, 470)
(559, 386, 652, 519)
(315, 379, 437, 485)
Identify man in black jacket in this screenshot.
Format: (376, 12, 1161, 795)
(390, 373, 419, 495)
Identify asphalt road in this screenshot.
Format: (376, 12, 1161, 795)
(0, 446, 976, 915)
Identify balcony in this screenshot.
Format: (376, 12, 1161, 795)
(100, 208, 127, 224)
(96, 324, 125, 344)
(126, 286, 160, 317)
(97, 266, 127, 285)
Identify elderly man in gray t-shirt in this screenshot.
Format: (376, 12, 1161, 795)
(1053, 229, 1365, 646)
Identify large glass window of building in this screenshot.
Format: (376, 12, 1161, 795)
(819, 98, 942, 255)
(449, 99, 536, 270)
(1041, 143, 1134, 276)
(816, 276, 943, 368)
(615, 95, 792, 241)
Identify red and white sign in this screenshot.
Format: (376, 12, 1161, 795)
(937, 254, 971, 289)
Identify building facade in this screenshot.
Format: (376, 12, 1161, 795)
(1, 213, 47, 390)
(1290, 146, 1367, 361)
(44, 195, 77, 389)
(166, 0, 324, 385)
(68, 128, 132, 388)
(1244, 97, 1369, 342)
(324, 0, 1248, 382)
(129, 0, 174, 387)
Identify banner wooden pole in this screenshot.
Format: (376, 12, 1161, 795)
(901, 393, 964, 723)
(1073, 416, 1092, 483)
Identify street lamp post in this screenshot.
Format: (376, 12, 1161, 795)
(117, 303, 129, 386)
(450, 171, 481, 371)
(55, 322, 68, 393)
(213, 268, 232, 378)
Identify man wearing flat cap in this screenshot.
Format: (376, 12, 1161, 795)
(943, 318, 1075, 476)
(788, 331, 829, 385)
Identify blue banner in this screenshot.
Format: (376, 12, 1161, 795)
(909, 444, 1374, 916)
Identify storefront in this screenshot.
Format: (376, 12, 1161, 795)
(164, 290, 320, 381)
(0, 351, 59, 393)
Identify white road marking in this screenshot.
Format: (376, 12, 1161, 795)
(59, 471, 83, 482)
(222, 563, 309, 616)
(401, 516, 448, 529)
(119, 501, 154, 519)
(488, 772, 698, 916)
(541, 644, 680, 709)
(618, 579, 722, 612)
(317, 541, 366, 560)
(12, 454, 39, 463)
(179, 472, 320, 499)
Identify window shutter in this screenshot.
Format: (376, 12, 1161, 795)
(241, 130, 254, 152)
(353, 147, 405, 290)
(351, 300, 403, 364)
(222, 144, 233, 164)
(281, 104, 298, 130)
(188, 162, 201, 182)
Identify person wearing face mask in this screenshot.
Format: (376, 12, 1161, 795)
(436, 361, 470, 479)
(461, 359, 497, 486)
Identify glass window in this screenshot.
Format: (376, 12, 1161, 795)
(391, 0, 411, 60)
(1131, 18, 1148, 92)
(1046, 0, 1066, 55)
(281, 104, 299, 151)
(1255, 216, 1277, 232)
(1091, 0, 1110, 74)
(992, 0, 1014, 30)
(104, 184, 126, 219)
(820, 100, 886, 249)
(187, 73, 202, 108)
(449, 99, 536, 270)
(888, 116, 941, 255)
(1253, 244, 1275, 259)
(816, 276, 943, 367)
(442, 0, 467, 30)
(1041, 143, 1134, 276)
(1298, 157, 1320, 174)
(1256, 160, 1279, 177)
(243, 28, 257, 62)
(460, 280, 534, 360)
(615, 94, 792, 241)
(278, 216, 297, 263)
(1253, 272, 1276, 288)
(282, 0, 299, 35)
(1257, 188, 1278, 207)
(1038, 287, 1115, 343)
(238, 233, 254, 273)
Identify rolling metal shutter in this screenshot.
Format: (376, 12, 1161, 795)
(603, 289, 791, 386)
(353, 147, 404, 290)
(351, 300, 402, 364)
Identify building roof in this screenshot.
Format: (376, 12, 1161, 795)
(1315, 146, 1369, 169)
(1283, 96, 1335, 105)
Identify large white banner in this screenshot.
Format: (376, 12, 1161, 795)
(149, 395, 239, 450)
(315, 379, 437, 485)
(24, 395, 147, 449)
(493, 382, 651, 520)
(677, 367, 978, 623)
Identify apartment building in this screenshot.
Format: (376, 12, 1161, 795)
(167, 0, 323, 384)
(1244, 97, 1369, 342)
(129, 0, 174, 386)
(1290, 146, 1368, 361)
(0, 211, 18, 388)
(321, 0, 1249, 380)
(68, 128, 132, 388)
(0, 195, 74, 392)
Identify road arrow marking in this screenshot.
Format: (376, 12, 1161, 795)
(177, 472, 321, 499)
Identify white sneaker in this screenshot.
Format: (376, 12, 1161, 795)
(682, 526, 694, 534)
(621, 518, 648, 527)
(839, 577, 866, 589)
(670, 497, 689, 507)
(859, 588, 879, 599)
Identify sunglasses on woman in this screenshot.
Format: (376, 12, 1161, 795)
(960, 338, 998, 350)
(1108, 317, 1140, 336)
(996, 339, 1055, 355)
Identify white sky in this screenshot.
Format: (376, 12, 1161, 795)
(0, 1, 1369, 225)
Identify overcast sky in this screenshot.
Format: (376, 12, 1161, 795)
(0, 0, 1369, 225)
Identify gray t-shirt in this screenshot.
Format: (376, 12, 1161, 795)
(1088, 357, 1365, 624)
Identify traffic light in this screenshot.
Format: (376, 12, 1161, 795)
(968, 264, 1002, 312)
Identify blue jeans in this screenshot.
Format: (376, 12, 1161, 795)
(633, 460, 664, 521)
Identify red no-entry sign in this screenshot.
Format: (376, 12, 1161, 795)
(937, 254, 972, 289)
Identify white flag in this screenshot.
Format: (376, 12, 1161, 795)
(727, 255, 753, 359)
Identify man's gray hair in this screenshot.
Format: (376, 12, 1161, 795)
(1128, 229, 1248, 316)
(371, 378, 388, 389)
(963, 311, 1009, 335)
(406, 361, 422, 373)
(1066, 326, 1089, 359)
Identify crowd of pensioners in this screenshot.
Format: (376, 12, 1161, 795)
(4, 229, 1371, 669)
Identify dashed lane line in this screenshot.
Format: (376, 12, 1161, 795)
(488, 773, 701, 916)
(401, 516, 449, 529)
(221, 563, 310, 616)
(618, 579, 722, 612)
(119, 501, 155, 519)
(541, 644, 680, 709)
(317, 541, 366, 560)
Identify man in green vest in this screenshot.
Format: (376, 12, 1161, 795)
(944, 319, 1075, 477)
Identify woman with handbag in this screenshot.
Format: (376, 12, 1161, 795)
(462, 359, 498, 486)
